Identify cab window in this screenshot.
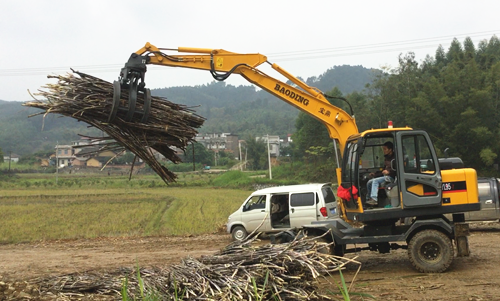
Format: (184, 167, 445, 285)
(402, 134, 436, 174)
(342, 141, 358, 183)
(359, 137, 392, 169)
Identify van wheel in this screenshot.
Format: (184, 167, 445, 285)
(231, 226, 248, 241)
(408, 230, 453, 273)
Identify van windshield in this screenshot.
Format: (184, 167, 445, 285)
(322, 186, 336, 204)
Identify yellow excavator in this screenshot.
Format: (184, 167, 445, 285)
(115, 42, 480, 273)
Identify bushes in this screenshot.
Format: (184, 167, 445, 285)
(211, 170, 298, 189)
(272, 160, 338, 183)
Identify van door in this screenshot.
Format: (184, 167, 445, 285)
(322, 185, 338, 218)
(241, 195, 270, 233)
(289, 192, 317, 228)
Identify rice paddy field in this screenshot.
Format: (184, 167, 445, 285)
(0, 172, 252, 243)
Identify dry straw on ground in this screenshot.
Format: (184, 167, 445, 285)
(24, 70, 206, 183)
(21, 233, 358, 300)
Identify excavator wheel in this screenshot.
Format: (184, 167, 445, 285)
(408, 229, 453, 273)
(316, 237, 333, 255)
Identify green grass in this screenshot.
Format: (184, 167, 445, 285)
(0, 178, 251, 243)
(0, 167, 320, 243)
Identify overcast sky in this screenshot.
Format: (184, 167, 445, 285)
(1, 0, 499, 102)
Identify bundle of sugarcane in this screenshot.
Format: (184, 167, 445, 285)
(30, 234, 359, 300)
(23, 70, 205, 183)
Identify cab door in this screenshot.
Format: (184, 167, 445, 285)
(397, 131, 442, 208)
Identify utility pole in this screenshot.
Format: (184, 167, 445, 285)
(8, 151, 11, 172)
(55, 142, 58, 185)
(238, 140, 245, 171)
(192, 143, 196, 171)
(267, 135, 272, 180)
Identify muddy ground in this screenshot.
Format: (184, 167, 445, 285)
(1, 223, 499, 300)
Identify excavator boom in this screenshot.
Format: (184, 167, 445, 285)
(116, 42, 358, 152)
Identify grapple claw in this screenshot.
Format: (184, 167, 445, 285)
(109, 54, 151, 123)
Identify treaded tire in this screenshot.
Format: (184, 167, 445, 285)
(231, 226, 248, 241)
(333, 243, 346, 257)
(408, 229, 453, 273)
(316, 237, 333, 255)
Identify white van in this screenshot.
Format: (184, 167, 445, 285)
(226, 183, 338, 241)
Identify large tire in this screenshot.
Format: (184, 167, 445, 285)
(408, 229, 454, 273)
(316, 237, 334, 255)
(403, 217, 414, 225)
(231, 226, 248, 241)
(333, 243, 346, 257)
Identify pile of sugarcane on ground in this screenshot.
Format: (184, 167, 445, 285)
(28, 234, 359, 300)
(23, 70, 206, 183)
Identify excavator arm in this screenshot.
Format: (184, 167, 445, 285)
(116, 42, 358, 152)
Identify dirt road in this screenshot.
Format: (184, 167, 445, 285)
(1, 223, 500, 300)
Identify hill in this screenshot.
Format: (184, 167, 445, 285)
(0, 65, 377, 156)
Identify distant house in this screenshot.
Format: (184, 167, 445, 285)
(71, 157, 88, 167)
(256, 135, 281, 157)
(195, 133, 239, 159)
(3, 153, 20, 163)
(52, 137, 127, 169)
(86, 157, 102, 168)
(55, 145, 74, 168)
(30, 157, 50, 168)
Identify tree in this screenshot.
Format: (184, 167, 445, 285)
(364, 35, 500, 173)
(184, 143, 213, 165)
(114, 152, 136, 164)
(245, 135, 267, 170)
(292, 87, 345, 159)
(435, 45, 447, 67)
(446, 38, 464, 67)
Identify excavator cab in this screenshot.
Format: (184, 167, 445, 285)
(338, 127, 479, 225)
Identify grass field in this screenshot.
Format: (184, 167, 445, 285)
(0, 172, 252, 243)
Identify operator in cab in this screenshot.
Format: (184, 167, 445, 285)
(366, 141, 396, 206)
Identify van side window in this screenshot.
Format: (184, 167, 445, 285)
(290, 193, 315, 207)
(244, 195, 267, 211)
(322, 186, 336, 204)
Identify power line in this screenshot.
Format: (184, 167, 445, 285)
(0, 30, 498, 76)
(268, 30, 500, 57)
(269, 30, 500, 62)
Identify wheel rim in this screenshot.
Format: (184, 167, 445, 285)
(419, 241, 441, 261)
(234, 229, 245, 240)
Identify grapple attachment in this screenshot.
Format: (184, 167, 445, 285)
(110, 53, 152, 123)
